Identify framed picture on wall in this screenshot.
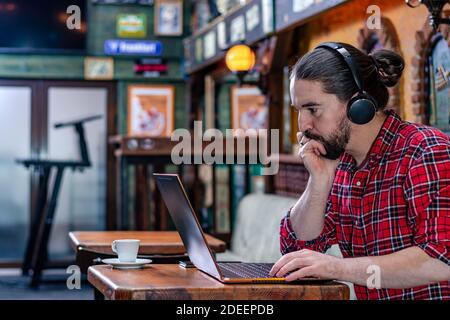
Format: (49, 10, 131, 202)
(84, 57, 114, 80)
(154, 0, 183, 36)
(231, 85, 268, 131)
(127, 84, 175, 137)
(117, 13, 147, 38)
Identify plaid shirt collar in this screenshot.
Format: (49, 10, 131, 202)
(339, 110, 402, 172)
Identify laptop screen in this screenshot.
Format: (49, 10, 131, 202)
(154, 174, 222, 279)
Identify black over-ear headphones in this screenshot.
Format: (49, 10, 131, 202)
(316, 42, 377, 125)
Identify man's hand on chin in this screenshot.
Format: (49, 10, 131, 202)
(269, 249, 343, 281)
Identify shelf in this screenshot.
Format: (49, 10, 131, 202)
(184, 0, 275, 74)
(108, 135, 270, 158)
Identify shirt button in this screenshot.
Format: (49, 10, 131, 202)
(356, 181, 361, 186)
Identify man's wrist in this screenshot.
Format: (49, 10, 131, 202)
(333, 256, 348, 281)
(309, 177, 333, 193)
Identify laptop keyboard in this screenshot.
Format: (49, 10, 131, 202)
(218, 263, 274, 279)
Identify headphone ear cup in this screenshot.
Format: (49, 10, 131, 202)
(347, 93, 377, 125)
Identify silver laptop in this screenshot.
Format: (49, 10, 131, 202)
(154, 173, 326, 284)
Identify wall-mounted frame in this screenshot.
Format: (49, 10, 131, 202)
(231, 85, 268, 131)
(84, 57, 114, 80)
(117, 13, 147, 38)
(127, 84, 174, 137)
(154, 0, 183, 36)
(428, 34, 450, 127)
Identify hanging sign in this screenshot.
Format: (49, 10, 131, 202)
(104, 39, 162, 56)
(134, 58, 168, 77)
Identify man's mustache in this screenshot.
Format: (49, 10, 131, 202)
(303, 130, 343, 160)
(304, 131, 325, 143)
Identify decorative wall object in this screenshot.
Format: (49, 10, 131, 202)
(117, 14, 147, 38)
(230, 85, 268, 131)
(191, 0, 210, 32)
(428, 34, 450, 126)
(84, 57, 114, 80)
(216, 0, 243, 16)
(411, 15, 450, 124)
(127, 84, 174, 136)
(154, 0, 183, 36)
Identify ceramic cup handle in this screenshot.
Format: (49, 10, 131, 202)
(111, 240, 118, 254)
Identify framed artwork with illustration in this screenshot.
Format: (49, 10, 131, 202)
(231, 85, 268, 131)
(84, 57, 114, 80)
(154, 0, 183, 36)
(127, 84, 174, 137)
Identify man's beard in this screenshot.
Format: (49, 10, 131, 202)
(304, 115, 351, 160)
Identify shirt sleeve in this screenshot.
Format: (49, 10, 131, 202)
(279, 196, 337, 255)
(404, 143, 450, 266)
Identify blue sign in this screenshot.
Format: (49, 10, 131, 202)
(104, 40, 163, 56)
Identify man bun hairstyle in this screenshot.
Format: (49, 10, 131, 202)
(291, 42, 404, 111)
(370, 49, 404, 88)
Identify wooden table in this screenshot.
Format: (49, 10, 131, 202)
(88, 264, 350, 300)
(69, 231, 226, 273)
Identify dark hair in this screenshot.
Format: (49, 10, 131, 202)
(290, 42, 404, 110)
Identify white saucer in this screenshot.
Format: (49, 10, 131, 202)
(102, 258, 152, 269)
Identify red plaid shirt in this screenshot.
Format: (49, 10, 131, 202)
(280, 111, 450, 300)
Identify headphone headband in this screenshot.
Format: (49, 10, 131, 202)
(314, 42, 377, 125)
(316, 42, 364, 92)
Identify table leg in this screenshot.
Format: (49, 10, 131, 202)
(31, 167, 65, 287)
(22, 167, 50, 276)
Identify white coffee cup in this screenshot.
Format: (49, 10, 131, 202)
(111, 239, 140, 262)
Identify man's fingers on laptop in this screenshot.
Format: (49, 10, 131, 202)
(275, 258, 311, 278)
(285, 266, 316, 282)
(269, 252, 295, 276)
(269, 250, 309, 276)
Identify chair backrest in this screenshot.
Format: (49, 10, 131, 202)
(229, 193, 354, 299)
(230, 193, 297, 262)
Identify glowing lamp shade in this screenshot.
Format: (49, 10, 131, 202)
(225, 44, 256, 72)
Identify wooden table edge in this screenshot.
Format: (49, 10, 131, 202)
(69, 231, 227, 255)
(87, 265, 350, 300)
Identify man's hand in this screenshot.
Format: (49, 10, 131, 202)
(297, 132, 338, 186)
(269, 249, 342, 281)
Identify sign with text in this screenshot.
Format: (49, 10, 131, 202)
(134, 58, 168, 77)
(104, 39, 162, 56)
(117, 14, 147, 38)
